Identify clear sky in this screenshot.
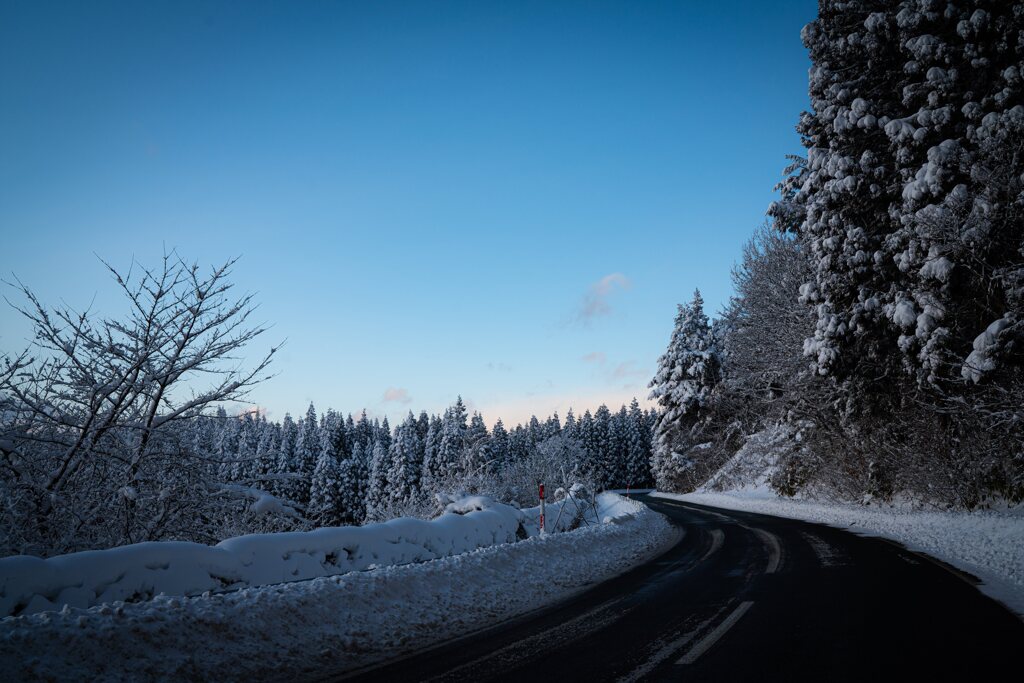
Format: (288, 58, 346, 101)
(0, 0, 815, 426)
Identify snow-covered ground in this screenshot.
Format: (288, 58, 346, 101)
(0, 490, 604, 618)
(652, 488, 1024, 616)
(0, 493, 676, 682)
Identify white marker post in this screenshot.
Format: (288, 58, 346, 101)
(539, 483, 546, 536)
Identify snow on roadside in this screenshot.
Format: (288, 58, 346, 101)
(652, 488, 1024, 615)
(0, 494, 677, 682)
(0, 493, 583, 618)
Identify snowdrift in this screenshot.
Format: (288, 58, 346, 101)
(0, 493, 677, 682)
(0, 491, 610, 618)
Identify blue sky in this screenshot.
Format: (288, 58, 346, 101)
(0, 0, 815, 426)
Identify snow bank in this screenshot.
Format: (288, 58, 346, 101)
(0, 494, 676, 682)
(652, 489, 1024, 615)
(0, 495, 525, 618)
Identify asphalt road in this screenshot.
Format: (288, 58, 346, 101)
(339, 495, 1023, 682)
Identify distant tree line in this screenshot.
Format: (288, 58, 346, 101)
(202, 396, 656, 529)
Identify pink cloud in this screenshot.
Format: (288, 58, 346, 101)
(382, 387, 413, 404)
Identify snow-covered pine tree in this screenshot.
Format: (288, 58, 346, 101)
(592, 405, 613, 489)
(545, 412, 562, 440)
(254, 417, 279, 478)
(607, 406, 630, 488)
(386, 413, 423, 506)
(366, 439, 389, 520)
(527, 415, 543, 448)
(625, 398, 653, 488)
(416, 411, 430, 443)
(489, 418, 510, 470)
(769, 0, 1023, 387)
(344, 413, 356, 450)
(378, 417, 392, 453)
(338, 441, 368, 524)
(273, 413, 298, 497)
(563, 408, 577, 440)
(466, 411, 488, 445)
(430, 398, 467, 486)
(215, 412, 241, 481)
(648, 290, 721, 491)
(230, 412, 257, 481)
(309, 421, 344, 526)
(575, 410, 598, 481)
(354, 410, 374, 452)
(462, 411, 490, 475)
(420, 414, 442, 488)
(292, 404, 320, 503)
(507, 425, 530, 465)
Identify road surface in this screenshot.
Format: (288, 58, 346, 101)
(337, 495, 1023, 681)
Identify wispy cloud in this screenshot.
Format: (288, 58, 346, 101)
(382, 387, 413, 404)
(582, 351, 607, 364)
(578, 273, 631, 323)
(612, 361, 645, 380)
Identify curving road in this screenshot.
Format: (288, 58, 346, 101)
(337, 495, 1023, 682)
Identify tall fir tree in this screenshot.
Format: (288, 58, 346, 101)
(563, 408, 577, 440)
(309, 423, 344, 526)
(338, 442, 369, 524)
(489, 418, 510, 469)
(648, 290, 721, 476)
(386, 413, 423, 506)
(431, 397, 468, 485)
(366, 439, 389, 519)
(624, 398, 653, 488)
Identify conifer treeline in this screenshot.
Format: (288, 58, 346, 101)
(202, 397, 657, 526)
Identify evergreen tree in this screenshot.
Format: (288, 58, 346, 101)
(386, 413, 423, 505)
(576, 410, 598, 480)
(309, 422, 343, 526)
(463, 411, 490, 474)
(607, 406, 630, 488)
(421, 414, 443, 488)
(527, 415, 543, 448)
(593, 404, 614, 489)
(292, 404, 321, 503)
(416, 410, 430, 443)
(563, 408, 577, 440)
(354, 410, 374, 451)
(624, 398, 653, 488)
(274, 413, 299, 498)
(769, 0, 1024, 386)
(489, 418, 510, 469)
(648, 290, 721, 479)
(545, 412, 562, 439)
(378, 417, 392, 453)
(466, 412, 489, 447)
(432, 397, 468, 484)
(254, 418, 279, 478)
(338, 442, 368, 524)
(507, 425, 531, 464)
(366, 439, 389, 519)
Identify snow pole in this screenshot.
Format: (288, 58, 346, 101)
(539, 482, 546, 536)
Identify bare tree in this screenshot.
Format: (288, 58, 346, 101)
(0, 253, 278, 555)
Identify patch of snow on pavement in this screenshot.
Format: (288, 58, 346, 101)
(652, 488, 1024, 615)
(0, 493, 677, 682)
